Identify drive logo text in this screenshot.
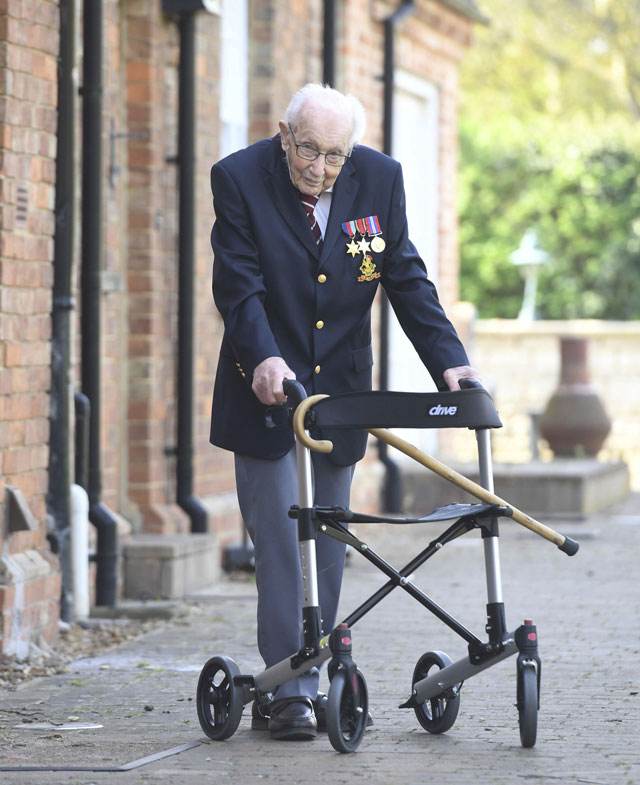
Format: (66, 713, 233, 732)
(428, 404, 458, 416)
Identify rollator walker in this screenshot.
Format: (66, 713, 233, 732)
(196, 379, 579, 753)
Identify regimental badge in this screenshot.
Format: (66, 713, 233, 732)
(341, 215, 385, 282)
(358, 254, 381, 282)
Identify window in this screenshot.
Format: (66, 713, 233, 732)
(220, 0, 248, 157)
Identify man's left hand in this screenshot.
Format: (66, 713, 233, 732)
(443, 365, 481, 391)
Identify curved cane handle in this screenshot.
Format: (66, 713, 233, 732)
(292, 394, 333, 453)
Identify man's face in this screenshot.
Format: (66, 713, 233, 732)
(279, 105, 353, 196)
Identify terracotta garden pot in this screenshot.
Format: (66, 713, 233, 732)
(539, 337, 611, 458)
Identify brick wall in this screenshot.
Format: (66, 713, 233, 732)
(0, 0, 61, 654)
(193, 12, 239, 544)
(120, 2, 185, 533)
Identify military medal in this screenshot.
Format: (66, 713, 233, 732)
(341, 215, 386, 281)
(371, 235, 385, 252)
(346, 239, 360, 257)
(363, 215, 385, 252)
(342, 221, 358, 256)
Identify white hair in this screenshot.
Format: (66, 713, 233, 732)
(284, 83, 366, 151)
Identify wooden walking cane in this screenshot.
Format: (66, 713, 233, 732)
(292, 395, 578, 556)
(368, 428, 579, 555)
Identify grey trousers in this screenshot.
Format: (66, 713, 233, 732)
(234, 448, 353, 701)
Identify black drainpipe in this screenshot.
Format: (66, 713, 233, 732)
(323, 0, 336, 87)
(175, 12, 208, 532)
(81, 0, 118, 606)
(378, 0, 415, 513)
(48, 0, 76, 622)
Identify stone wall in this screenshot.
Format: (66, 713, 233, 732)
(445, 319, 640, 490)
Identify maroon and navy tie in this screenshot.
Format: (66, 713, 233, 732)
(298, 193, 323, 248)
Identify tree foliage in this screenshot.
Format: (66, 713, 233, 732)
(459, 122, 640, 319)
(462, 0, 640, 126)
(458, 0, 640, 319)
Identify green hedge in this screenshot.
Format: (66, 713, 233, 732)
(459, 119, 640, 319)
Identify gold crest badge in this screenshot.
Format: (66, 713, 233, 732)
(357, 255, 381, 282)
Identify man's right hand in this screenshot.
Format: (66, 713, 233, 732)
(252, 356, 296, 405)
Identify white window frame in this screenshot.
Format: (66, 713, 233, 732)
(220, 0, 249, 157)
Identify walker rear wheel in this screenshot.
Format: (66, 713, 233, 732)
(517, 662, 538, 748)
(412, 651, 461, 734)
(326, 668, 369, 753)
(196, 655, 244, 740)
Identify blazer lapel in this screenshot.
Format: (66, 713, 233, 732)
(319, 159, 359, 268)
(262, 137, 320, 258)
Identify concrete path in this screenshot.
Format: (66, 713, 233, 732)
(0, 495, 638, 784)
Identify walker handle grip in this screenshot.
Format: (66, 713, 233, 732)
(283, 378, 307, 407)
(264, 379, 306, 429)
(558, 536, 580, 556)
(459, 377, 484, 391)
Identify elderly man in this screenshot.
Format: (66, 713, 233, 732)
(210, 83, 478, 741)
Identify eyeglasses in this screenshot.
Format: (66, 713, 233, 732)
(287, 124, 349, 168)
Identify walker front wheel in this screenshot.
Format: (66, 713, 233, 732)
(326, 668, 369, 753)
(196, 655, 244, 740)
(412, 651, 461, 734)
(517, 662, 538, 748)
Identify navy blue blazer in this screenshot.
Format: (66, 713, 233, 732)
(209, 135, 469, 465)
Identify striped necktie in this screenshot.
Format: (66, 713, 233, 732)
(298, 193, 323, 247)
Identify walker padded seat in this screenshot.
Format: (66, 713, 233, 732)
(301, 502, 507, 525)
(312, 502, 511, 524)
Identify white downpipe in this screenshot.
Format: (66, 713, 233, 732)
(70, 483, 90, 619)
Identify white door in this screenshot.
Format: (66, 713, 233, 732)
(388, 70, 440, 457)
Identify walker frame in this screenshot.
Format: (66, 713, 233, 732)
(196, 379, 579, 752)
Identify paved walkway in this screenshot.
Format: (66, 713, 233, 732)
(0, 494, 638, 784)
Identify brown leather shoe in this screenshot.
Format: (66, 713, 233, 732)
(268, 697, 317, 741)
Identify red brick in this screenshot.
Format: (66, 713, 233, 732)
(3, 340, 50, 367)
(24, 417, 49, 445)
(33, 0, 59, 31)
(1, 611, 14, 643)
(4, 342, 21, 366)
(0, 367, 20, 394)
(3, 444, 48, 474)
(24, 576, 47, 606)
(0, 259, 45, 287)
(8, 528, 39, 554)
(0, 585, 16, 611)
(0, 286, 34, 315)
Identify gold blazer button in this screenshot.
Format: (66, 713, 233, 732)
(316, 320, 324, 329)
(317, 274, 327, 283)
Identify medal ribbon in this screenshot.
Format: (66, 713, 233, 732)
(366, 215, 381, 235)
(342, 216, 382, 237)
(341, 220, 357, 238)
